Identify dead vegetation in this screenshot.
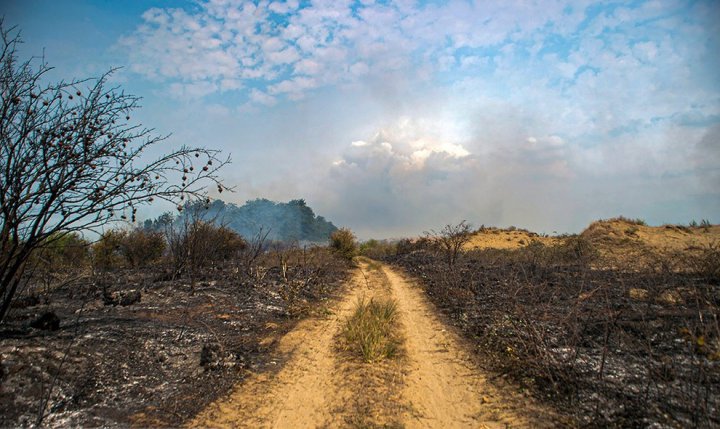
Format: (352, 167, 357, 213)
(387, 221, 720, 427)
(0, 226, 350, 427)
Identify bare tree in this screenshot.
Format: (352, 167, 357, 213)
(0, 24, 230, 321)
(426, 220, 473, 267)
(240, 226, 271, 279)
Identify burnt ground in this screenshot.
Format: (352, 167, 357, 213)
(0, 251, 350, 427)
(386, 242, 720, 428)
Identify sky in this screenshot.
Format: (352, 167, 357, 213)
(2, 0, 719, 238)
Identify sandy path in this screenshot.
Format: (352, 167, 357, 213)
(189, 271, 368, 428)
(382, 266, 538, 428)
(189, 261, 551, 428)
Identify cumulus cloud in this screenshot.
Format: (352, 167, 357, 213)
(119, 1, 709, 103)
(114, 0, 719, 234)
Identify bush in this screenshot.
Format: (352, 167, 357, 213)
(120, 229, 166, 268)
(358, 239, 397, 259)
(211, 225, 247, 261)
(330, 228, 357, 261)
(91, 228, 167, 270)
(91, 230, 126, 270)
(34, 232, 90, 269)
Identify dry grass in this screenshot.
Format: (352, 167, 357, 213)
(342, 297, 401, 363)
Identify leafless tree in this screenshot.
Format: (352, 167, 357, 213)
(425, 220, 472, 267)
(0, 24, 230, 321)
(240, 226, 271, 279)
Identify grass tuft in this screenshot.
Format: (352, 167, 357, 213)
(342, 297, 400, 363)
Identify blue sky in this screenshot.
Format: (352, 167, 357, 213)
(2, 0, 719, 237)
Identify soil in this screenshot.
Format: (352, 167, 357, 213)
(191, 260, 556, 428)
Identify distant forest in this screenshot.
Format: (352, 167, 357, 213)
(144, 199, 338, 243)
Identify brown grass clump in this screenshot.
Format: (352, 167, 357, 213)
(342, 297, 401, 363)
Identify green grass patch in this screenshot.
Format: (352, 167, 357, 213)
(342, 297, 401, 363)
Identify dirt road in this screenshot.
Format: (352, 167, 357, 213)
(189, 261, 552, 428)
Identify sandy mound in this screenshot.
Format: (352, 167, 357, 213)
(465, 227, 560, 250)
(581, 218, 719, 252)
(463, 218, 718, 269)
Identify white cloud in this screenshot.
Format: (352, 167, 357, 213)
(114, 0, 719, 233)
(249, 88, 276, 106)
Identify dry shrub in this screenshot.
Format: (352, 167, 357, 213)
(690, 244, 720, 283)
(425, 221, 472, 267)
(265, 246, 346, 316)
(167, 220, 247, 276)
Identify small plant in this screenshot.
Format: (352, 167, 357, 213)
(330, 228, 357, 261)
(342, 297, 400, 363)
